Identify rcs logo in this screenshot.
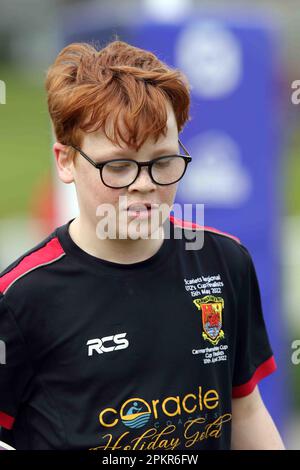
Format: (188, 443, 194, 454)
(87, 333, 129, 356)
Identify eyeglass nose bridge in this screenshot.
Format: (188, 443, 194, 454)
(129, 160, 157, 186)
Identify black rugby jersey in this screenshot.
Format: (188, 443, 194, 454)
(0, 215, 277, 450)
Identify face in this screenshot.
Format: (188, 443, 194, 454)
(54, 102, 180, 241)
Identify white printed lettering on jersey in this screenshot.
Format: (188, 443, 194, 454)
(87, 333, 129, 356)
(183, 273, 224, 297)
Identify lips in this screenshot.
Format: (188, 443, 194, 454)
(127, 203, 158, 211)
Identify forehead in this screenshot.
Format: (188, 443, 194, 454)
(81, 103, 179, 157)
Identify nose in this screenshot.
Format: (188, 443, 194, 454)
(127, 166, 157, 192)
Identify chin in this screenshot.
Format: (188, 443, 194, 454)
(119, 219, 163, 241)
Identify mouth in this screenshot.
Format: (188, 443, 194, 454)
(126, 202, 159, 219)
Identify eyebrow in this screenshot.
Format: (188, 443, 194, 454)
(95, 146, 179, 162)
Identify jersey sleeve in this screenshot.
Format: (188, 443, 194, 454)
(0, 293, 34, 429)
(231, 246, 277, 398)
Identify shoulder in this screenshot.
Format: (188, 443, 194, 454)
(169, 215, 252, 275)
(0, 228, 65, 300)
(169, 215, 241, 244)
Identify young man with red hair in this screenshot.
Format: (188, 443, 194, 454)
(0, 40, 284, 450)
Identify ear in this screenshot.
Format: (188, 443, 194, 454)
(53, 142, 75, 184)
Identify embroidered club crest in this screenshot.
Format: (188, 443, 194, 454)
(193, 295, 225, 345)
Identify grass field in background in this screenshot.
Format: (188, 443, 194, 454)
(0, 63, 51, 218)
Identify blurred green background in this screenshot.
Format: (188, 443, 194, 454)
(0, 64, 51, 218)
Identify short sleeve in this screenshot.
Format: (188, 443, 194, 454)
(0, 293, 34, 429)
(232, 246, 277, 398)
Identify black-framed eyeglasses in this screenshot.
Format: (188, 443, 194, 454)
(70, 138, 192, 189)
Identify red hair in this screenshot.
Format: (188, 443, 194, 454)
(45, 40, 191, 153)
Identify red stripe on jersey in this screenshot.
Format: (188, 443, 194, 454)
(169, 215, 241, 244)
(232, 356, 277, 398)
(0, 237, 65, 295)
(0, 411, 15, 430)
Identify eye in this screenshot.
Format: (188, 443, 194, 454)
(105, 161, 133, 171)
(155, 157, 173, 167)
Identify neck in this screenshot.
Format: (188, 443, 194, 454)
(68, 215, 165, 264)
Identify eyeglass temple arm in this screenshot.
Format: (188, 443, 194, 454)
(70, 145, 99, 168)
(178, 138, 190, 157)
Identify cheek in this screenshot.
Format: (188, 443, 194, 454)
(158, 185, 177, 205)
(155, 186, 178, 224)
(84, 172, 118, 204)
(75, 168, 120, 212)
